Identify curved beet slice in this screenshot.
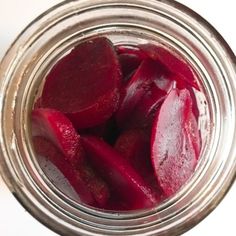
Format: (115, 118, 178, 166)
(33, 136, 95, 206)
(32, 108, 81, 165)
(151, 89, 199, 197)
(123, 77, 174, 130)
(115, 130, 162, 200)
(175, 74, 200, 121)
(76, 157, 110, 207)
(33, 136, 110, 207)
(40, 37, 121, 129)
(82, 136, 157, 210)
(116, 58, 167, 127)
(118, 53, 143, 82)
(139, 44, 199, 90)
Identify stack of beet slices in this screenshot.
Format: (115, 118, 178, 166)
(32, 37, 201, 211)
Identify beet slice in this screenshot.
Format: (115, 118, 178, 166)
(40, 37, 121, 129)
(32, 108, 81, 166)
(118, 53, 143, 82)
(139, 44, 199, 90)
(123, 76, 174, 130)
(76, 157, 110, 207)
(151, 89, 199, 197)
(33, 136, 110, 207)
(33, 136, 95, 205)
(116, 58, 167, 127)
(175, 74, 200, 121)
(115, 129, 162, 200)
(81, 136, 157, 210)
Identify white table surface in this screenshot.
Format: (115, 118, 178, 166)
(0, 0, 235, 235)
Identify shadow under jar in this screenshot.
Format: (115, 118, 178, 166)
(0, 0, 235, 235)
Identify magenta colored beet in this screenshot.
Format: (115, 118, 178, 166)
(40, 37, 121, 129)
(175, 74, 200, 121)
(81, 135, 157, 210)
(33, 136, 110, 207)
(118, 53, 143, 82)
(32, 108, 81, 166)
(76, 157, 110, 207)
(115, 129, 162, 200)
(139, 44, 199, 90)
(116, 58, 167, 127)
(123, 76, 174, 130)
(116, 45, 145, 81)
(33, 136, 95, 205)
(151, 89, 199, 197)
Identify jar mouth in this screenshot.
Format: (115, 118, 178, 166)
(0, 0, 236, 235)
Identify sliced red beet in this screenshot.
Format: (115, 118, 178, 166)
(81, 136, 157, 210)
(76, 157, 110, 207)
(185, 112, 201, 158)
(139, 44, 199, 90)
(115, 129, 162, 200)
(151, 89, 199, 197)
(175, 74, 200, 121)
(123, 77, 174, 130)
(116, 58, 168, 127)
(33, 136, 95, 206)
(32, 108, 82, 166)
(118, 53, 143, 82)
(33, 136, 110, 207)
(40, 37, 121, 129)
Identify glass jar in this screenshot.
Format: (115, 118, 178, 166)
(0, 0, 235, 235)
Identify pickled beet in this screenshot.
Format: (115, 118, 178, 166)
(82, 136, 157, 210)
(116, 58, 168, 126)
(139, 44, 199, 90)
(151, 89, 198, 197)
(32, 108, 82, 166)
(118, 53, 143, 81)
(115, 130, 162, 200)
(33, 136, 94, 206)
(39, 37, 121, 129)
(32, 37, 202, 211)
(32, 137, 110, 207)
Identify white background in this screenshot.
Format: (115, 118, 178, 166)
(0, 0, 235, 235)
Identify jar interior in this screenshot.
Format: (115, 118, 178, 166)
(29, 26, 210, 212)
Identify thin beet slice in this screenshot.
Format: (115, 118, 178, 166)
(115, 129, 162, 200)
(76, 157, 110, 207)
(40, 37, 121, 129)
(139, 44, 199, 90)
(175, 74, 200, 121)
(123, 77, 174, 130)
(33, 136, 110, 207)
(151, 89, 199, 197)
(118, 53, 143, 82)
(32, 108, 82, 166)
(33, 136, 95, 206)
(116, 58, 167, 127)
(81, 136, 157, 210)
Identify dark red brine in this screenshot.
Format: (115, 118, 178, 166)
(32, 37, 202, 211)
